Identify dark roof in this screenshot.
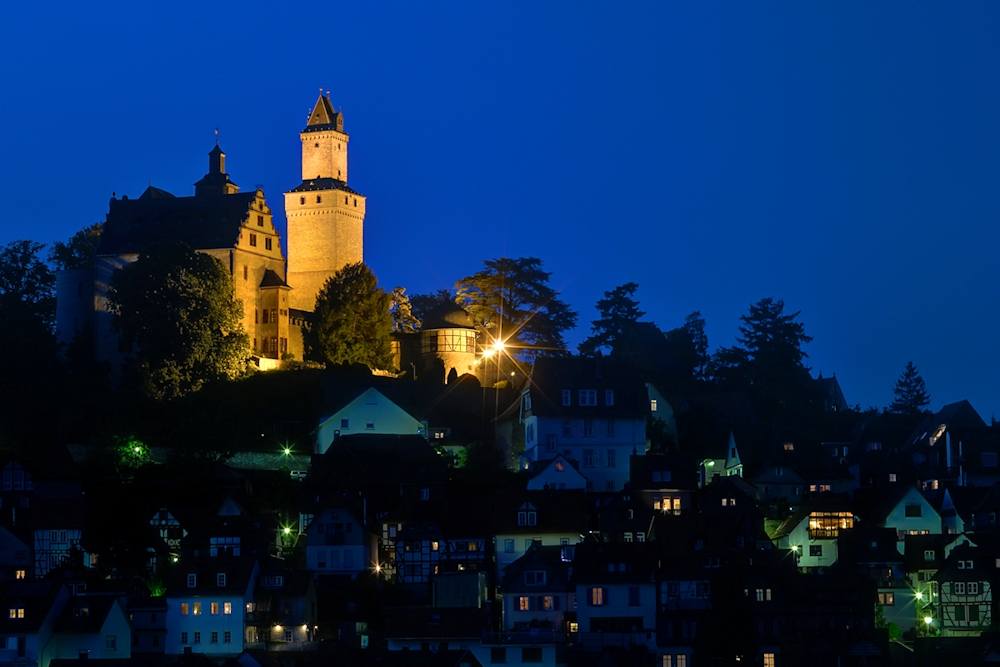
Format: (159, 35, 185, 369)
(166, 555, 258, 595)
(524, 356, 648, 420)
(260, 269, 290, 289)
(97, 188, 259, 256)
(288, 177, 359, 194)
(420, 302, 475, 330)
(0, 581, 64, 633)
(384, 607, 485, 640)
(53, 596, 120, 633)
(304, 94, 342, 131)
(500, 543, 574, 594)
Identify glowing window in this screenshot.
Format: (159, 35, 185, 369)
(223, 602, 232, 615)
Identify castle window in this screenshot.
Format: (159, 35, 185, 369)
(249, 234, 257, 247)
(265, 238, 272, 250)
(354, 198, 357, 207)
(270, 338, 278, 354)
(345, 196, 349, 204)
(244, 266, 248, 281)
(300, 196, 305, 205)
(262, 309, 269, 324)
(316, 195, 322, 203)
(314, 143, 319, 148)
(257, 215, 263, 226)
(281, 338, 288, 354)
(270, 309, 277, 322)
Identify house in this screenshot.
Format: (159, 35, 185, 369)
(0, 580, 70, 667)
(128, 597, 166, 654)
(247, 566, 317, 645)
(932, 543, 996, 637)
(572, 541, 658, 652)
(165, 556, 259, 655)
(499, 543, 573, 637)
(518, 356, 648, 493)
(314, 388, 424, 454)
(303, 504, 375, 581)
(49, 596, 131, 661)
(865, 485, 942, 552)
(525, 454, 587, 492)
(492, 490, 587, 586)
(771, 494, 854, 571)
(628, 454, 699, 517)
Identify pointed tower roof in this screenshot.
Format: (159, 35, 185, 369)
(305, 94, 343, 132)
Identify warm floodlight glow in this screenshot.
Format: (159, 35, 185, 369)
(374, 563, 382, 573)
(493, 340, 505, 352)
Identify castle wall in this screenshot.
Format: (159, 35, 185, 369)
(55, 269, 95, 350)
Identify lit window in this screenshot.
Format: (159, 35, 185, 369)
(763, 653, 775, 667)
(223, 602, 232, 615)
(889, 473, 897, 482)
(518, 596, 530, 611)
(589, 587, 605, 606)
(650, 399, 657, 412)
(180, 603, 189, 615)
(9, 607, 24, 619)
(14, 570, 24, 580)
(210, 602, 219, 615)
(193, 603, 201, 615)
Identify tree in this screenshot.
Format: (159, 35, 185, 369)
(683, 311, 709, 377)
(578, 282, 644, 356)
(108, 240, 250, 400)
(49, 222, 103, 271)
(0, 239, 56, 328)
(389, 286, 421, 333)
(410, 289, 454, 325)
(889, 361, 930, 414)
(455, 257, 577, 356)
(308, 262, 392, 369)
(709, 297, 815, 410)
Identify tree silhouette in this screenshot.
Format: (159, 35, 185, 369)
(578, 282, 644, 356)
(889, 361, 930, 414)
(308, 262, 392, 370)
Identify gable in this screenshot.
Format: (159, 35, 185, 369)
(316, 388, 424, 453)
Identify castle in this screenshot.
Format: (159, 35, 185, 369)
(56, 93, 482, 382)
(56, 93, 366, 371)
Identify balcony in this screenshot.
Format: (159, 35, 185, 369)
(807, 529, 841, 540)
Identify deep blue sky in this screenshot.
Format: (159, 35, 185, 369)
(2, 3, 999, 416)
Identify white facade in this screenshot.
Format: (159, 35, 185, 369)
(315, 388, 423, 454)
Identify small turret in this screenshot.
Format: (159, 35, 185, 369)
(194, 143, 239, 196)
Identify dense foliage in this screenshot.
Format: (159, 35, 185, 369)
(455, 257, 577, 356)
(109, 240, 250, 400)
(890, 361, 930, 414)
(308, 262, 392, 369)
(578, 282, 645, 356)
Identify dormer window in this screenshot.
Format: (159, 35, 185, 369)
(579, 390, 597, 406)
(524, 571, 546, 586)
(9, 606, 24, 619)
(517, 511, 537, 526)
(217, 573, 226, 587)
(187, 574, 197, 588)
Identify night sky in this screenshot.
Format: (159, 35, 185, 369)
(2, 3, 999, 415)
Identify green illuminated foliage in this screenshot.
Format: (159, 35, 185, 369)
(307, 262, 392, 369)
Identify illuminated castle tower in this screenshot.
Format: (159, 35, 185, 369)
(284, 93, 366, 311)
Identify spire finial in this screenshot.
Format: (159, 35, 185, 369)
(215, 127, 219, 145)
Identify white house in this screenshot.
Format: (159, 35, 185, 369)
(314, 388, 424, 454)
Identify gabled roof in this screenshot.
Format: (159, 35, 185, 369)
(491, 489, 588, 535)
(0, 581, 64, 634)
(571, 541, 658, 584)
(97, 188, 260, 256)
(305, 95, 343, 132)
(500, 543, 574, 594)
(166, 555, 259, 596)
(260, 269, 289, 289)
(772, 493, 852, 540)
(53, 596, 122, 634)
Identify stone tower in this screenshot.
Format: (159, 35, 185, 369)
(285, 93, 366, 311)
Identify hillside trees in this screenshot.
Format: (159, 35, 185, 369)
(108, 240, 250, 400)
(889, 361, 930, 414)
(709, 297, 817, 412)
(578, 282, 644, 356)
(389, 286, 421, 333)
(308, 262, 392, 369)
(455, 257, 577, 357)
(410, 289, 454, 325)
(49, 222, 103, 271)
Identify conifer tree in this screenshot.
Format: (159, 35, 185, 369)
(889, 361, 930, 414)
(578, 282, 644, 356)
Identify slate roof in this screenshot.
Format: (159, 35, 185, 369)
(304, 94, 341, 131)
(53, 595, 120, 633)
(287, 177, 360, 194)
(420, 302, 475, 331)
(260, 269, 289, 288)
(523, 356, 648, 420)
(166, 555, 258, 595)
(384, 606, 486, 640)
(97, 187, 259, 256)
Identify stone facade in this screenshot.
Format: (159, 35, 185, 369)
(285, 95, 366, 311)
